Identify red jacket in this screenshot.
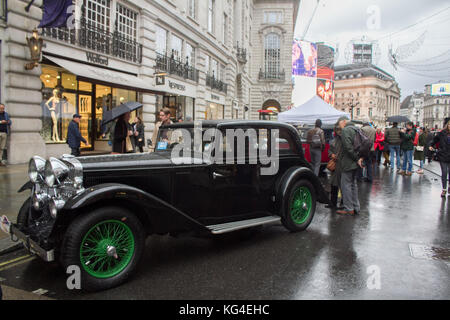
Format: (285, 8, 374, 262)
(374, 132, 385, 151)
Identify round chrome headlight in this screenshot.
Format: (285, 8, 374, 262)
(49, 199, 66, 219)
(28, 156, 46, 183)
(44, 157, 70, 187)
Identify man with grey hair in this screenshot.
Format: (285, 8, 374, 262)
(0, 104, 12, 166)
(336, 116, 364, 215)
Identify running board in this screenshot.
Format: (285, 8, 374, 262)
(207, 216, 281, 235)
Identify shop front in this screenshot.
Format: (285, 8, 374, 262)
(205, 92, 226, 120)
(154, 76, 197, 122)
(39, 55, 154, 153)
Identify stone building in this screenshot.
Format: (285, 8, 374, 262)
(0, 0, 299, 164)
(400, 92, 424, 126)
(423, 84, 450, 129)
(333, 64, 400, 128)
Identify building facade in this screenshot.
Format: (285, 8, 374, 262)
(333, 64, 400, 128)
(400, 92, 424, 126)
(1, 0, 299, 164)
(423, 84, 450, 129)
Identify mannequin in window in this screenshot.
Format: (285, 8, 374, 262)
(45, 88, 62, 142)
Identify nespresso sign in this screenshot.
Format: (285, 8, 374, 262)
(169, 81, 186, 91)
(86, 52, 109, 66)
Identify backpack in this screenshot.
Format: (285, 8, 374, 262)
(310, 128, 323, 149)
(353, 128, 371, 159)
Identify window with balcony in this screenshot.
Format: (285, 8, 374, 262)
(186, 43, 195, 66)
(42, 0, 142, 63)
(171, 34, 183, 59)
(116, 3, 138, 42)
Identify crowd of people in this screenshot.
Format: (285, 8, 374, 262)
(307, 116, 450, 215)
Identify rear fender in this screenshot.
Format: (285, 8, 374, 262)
(275, 167, 330, 213)
(60, 183, 209, 234)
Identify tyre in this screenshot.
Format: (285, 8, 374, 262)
(281, 180, 316, 232)
(61, 206, 145, 292)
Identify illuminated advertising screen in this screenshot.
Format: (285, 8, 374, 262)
(317, 44, 335, 81)
(292, 40, 317, 77)
(431, 83, 450, 96)
(317, 79, 335, 105)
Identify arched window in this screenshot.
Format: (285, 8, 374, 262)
(264, 33, 281, 78)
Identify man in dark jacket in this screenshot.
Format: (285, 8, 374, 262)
(306, 119, 325, 176)
(385, 122, 402, 172)
(399, 122, 416, 176)
(336, 116, 364, 215)
(67, 114, 87, 157)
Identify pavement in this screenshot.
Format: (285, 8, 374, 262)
(0, 160, 449, 300)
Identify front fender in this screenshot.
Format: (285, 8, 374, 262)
(276, 167, 330, 211)
(62, 183, 209, 233)
(18, 181, 33, 193)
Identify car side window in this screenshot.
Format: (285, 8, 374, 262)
(277, 128, 300, 156)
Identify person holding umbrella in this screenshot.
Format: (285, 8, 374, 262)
(113, 112, 133, 154)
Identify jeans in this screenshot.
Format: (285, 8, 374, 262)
(341, 169, 360, 212)
(389, 145, 401, 169)
(375, 149, 383, 164)
(419, 160, 424, 169)
(439, 162, 450, 190)
(402, 150, 413, 172)
(310, 148, 322, 176)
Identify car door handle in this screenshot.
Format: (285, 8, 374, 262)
(213, 172, 226, 179)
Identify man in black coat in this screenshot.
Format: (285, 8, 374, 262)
(67, 114, 87, 157)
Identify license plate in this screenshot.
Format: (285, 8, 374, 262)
(0, 215, 11, 234)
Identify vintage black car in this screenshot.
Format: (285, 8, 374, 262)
(7, 120, 328, 291)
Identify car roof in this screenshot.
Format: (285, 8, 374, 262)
(162, 120, 297, 130)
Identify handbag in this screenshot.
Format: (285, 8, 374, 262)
(326, 158, 336, 172)
(125, 136, 134, 152)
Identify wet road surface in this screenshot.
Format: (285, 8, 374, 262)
(0, 162, 449, 299)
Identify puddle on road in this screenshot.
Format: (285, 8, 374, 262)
(409, 243, 450, 262)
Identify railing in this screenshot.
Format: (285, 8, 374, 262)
(259, 69, 285, 80)
(236, 43, 247, 64)
(155, 52, 199, 83)
(42, 22, 143, 64)
(206, 74, 228, 94)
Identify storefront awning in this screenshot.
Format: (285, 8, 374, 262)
(43, 55, 156, 92)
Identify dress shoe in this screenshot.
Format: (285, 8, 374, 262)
(336, 210, 355, 215)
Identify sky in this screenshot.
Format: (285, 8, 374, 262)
(294, 0, 450, 101)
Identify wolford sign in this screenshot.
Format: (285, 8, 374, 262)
(86, 52, 109, 66)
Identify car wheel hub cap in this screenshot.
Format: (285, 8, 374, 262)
(79, 220, 135, 279)
(290, 187, 312, 225)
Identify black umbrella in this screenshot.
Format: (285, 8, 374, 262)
(101, 102, 143, 126)
(386, 115, 411, 123)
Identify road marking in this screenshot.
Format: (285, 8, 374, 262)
(32, 288, 49, 295)
(0, 256, 35, 272)
(0, 254, 34, 269)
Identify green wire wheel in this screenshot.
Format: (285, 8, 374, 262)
(80, 220, 135, 279)
(281, 180, 316, 232)
(290, 186, 313, 225)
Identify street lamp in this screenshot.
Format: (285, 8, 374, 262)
(25, 28, 43, 70)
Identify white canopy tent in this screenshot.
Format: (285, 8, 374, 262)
(278, 96, 350, 126)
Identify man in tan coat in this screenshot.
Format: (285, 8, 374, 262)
(151, 108, 173, 152)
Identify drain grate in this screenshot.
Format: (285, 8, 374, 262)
(409, 244, 450, 262)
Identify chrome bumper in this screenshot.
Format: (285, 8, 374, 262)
(9, 225, 55, 262)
